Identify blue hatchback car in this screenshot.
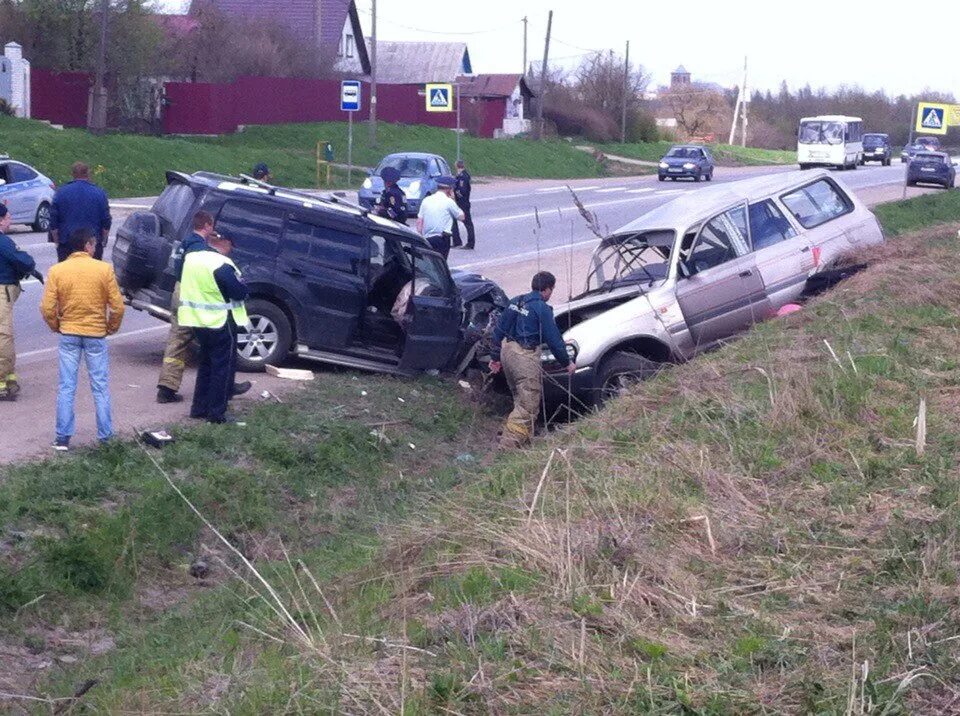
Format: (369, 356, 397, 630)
(906, 151, 956, 189)
(658, 145, 715, 182)
(358, 152, 452, 216)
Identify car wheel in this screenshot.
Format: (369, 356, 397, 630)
(594, 351, 661, 405)
(658, 175, 665, 182)
(32, 202, 51, 232)
(236, 299, 292, 372)
(694, 171, 702, 182)
(706, 169, 713, 181)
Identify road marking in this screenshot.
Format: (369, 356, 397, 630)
(594, 186, 627, 193)
(627, 188, 656, 194)
(535, 187, 567, 193)
(452, 238, 601, 271)
(654, 189, 683, 195)
(110, 203, 153, 210)
(487, 196, 645, 224)
(16, 325, 167, 360)
(472, 193, 532, 203)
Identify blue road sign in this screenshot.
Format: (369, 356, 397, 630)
(921, 106, 944, 131)
(341, 80, 361, 112)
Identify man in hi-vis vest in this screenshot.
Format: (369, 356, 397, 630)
(177, 231, 249, 424)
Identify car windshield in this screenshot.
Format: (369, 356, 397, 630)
(863, 134, 886, 146)
(666, 147, 700, 159)
(152, 182, 196, 231)
(584, 230, 674, 295)
(377, 156, 430, 178)
(798, 121, 844, 145)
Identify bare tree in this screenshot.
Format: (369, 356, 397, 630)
(661, 88, 729, 140)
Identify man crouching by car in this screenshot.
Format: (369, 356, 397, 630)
(489, 271, 574, 449)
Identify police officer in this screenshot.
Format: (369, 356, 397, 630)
(0, 204, 41, 401)
(253, 163, 272, 182)
(178, 232, 249, 424)
(451, 159, 476, 250)
(374, 166, 408, 223)
(489, 271, 575, 448)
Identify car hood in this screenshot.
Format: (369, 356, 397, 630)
(553, 283, 650, 320)
(450, 269, 509, 306)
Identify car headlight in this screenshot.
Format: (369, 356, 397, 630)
(540, 342, 579, 363)
(406, 180, 421, 195)
(683, 162, 696, 170)
(362, 178, 373, 189)
(659, 162, 669, 169)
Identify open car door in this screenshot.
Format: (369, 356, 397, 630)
(398, 246, 463, 371)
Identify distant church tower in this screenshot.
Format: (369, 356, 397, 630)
(670, 65, 691, 89)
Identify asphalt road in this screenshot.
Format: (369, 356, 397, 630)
(0, 160, 928, 459)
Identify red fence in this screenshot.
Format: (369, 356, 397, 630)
(29, 71, 508, 138)
(31, 69, 90, 128)
(162, 77, 505, 137)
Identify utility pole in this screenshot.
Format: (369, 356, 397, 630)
(740, 55, 749, 147)
(728, 55, 747, 146)
(368, 0, 378, 145)
(522, 16, 528, 78)
(88, 0, 109, 132)
(535, 10, 552, 140)
(620, 39, 630, 144)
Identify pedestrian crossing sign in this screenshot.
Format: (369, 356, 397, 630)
(916, 102, 949, 135)
(425, 83, 454, 112)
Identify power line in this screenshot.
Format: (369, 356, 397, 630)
(355, 9, 520, 36)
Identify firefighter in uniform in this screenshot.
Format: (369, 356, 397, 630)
(374, 166, 408, 223)
(489, 271, 575, 448)
(177, 232, 249, 424)
(0, 204, 41, 401)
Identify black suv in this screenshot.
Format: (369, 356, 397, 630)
(861, 133, 891, 165)
(112, 172, 507, 374)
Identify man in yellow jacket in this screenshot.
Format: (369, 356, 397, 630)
(40, 228, 125, 451)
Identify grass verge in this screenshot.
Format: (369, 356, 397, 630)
(595, 140, 796, 166)
(0, 116, 603, 198)
(5, 190, 960, 712)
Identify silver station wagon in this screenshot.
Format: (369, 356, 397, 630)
(543, 170, 884, 405)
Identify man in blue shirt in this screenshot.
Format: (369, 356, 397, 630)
(490, 271, 575, 448)
(0, 203, 40, 400)
(50, 162, 112, 262)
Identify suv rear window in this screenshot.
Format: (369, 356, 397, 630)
(216, 200, 284, 257)
(780, 179, 852, 230)
(153, 183, 196, 231)
(283, 219, 366, 275)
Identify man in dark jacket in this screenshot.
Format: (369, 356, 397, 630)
(489, 271, 575, 448)
(50, 162, 112, 262)
(451, 159, 476, 250)
(374, 166, 408, 223)
(0, 204, 40, 401)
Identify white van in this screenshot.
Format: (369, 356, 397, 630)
(797, 115, 863, 170)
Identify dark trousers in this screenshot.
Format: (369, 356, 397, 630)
(191, 321, 235, 422)
(57, 239, 105, 262)
(426, 232, 452, 259)
(451, 203, 475, 248)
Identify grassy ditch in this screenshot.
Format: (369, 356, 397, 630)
(5, 191, 960, 712)
(595, 140, 796, 166)
(0, 116, 603, 198)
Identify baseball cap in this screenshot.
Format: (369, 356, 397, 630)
(253, 162, 270, 179)
(380, 166, 401, 183)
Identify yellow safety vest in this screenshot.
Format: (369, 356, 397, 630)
(177, 250, 249, 329)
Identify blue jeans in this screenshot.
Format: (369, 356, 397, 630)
(57, 335, 113, 442)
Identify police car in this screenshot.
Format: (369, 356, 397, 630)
(0, 155, 56, 231)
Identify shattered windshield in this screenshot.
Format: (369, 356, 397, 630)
(798, 121, 844, 145)
(584, 230, 675, 295)
(377, 156, 430, 178)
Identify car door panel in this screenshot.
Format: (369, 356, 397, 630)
(277, 216, 367, 351)
(749, 199, 812, 310)
(398, 247, 461, 370)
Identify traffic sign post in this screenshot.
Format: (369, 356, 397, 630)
(424, 82, 460, 162)
(914, 101, 960, 136)
(341, 80, 362, 185)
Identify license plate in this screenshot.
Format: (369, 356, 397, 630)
(921, 167, 936, 172)
(668, 168, 682, 173)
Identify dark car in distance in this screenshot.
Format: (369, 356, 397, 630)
(861, 133, 892, 165)
(901, 136, 941, 164)
(658, 145, 715, 182)
(112, 172, 508, 375)
(906, 152, 956, 189)
(357, 152, 451, 216)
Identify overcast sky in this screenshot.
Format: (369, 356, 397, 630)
(160, 0, 960, 97)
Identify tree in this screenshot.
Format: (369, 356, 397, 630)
(660, 88, 729, 140)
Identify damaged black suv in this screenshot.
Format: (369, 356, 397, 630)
(112, 172, 508, 374)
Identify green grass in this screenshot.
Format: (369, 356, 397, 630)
(595, 139, 797, 166)
(0, 115, 603, 198)
(874, 187, 960, 235)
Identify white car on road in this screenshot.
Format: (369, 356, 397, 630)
(0, 155, 56, 231)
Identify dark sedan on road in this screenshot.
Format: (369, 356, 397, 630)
(357, 152, 452, 216)
(658, 145, 714, 182)
(906, 151, 956, 188)
(862, 133, 892, 165)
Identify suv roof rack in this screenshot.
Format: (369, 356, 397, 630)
(235, 173, 370, 216)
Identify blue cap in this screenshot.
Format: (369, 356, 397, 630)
(253, 163, 270, 179)
(436, 175, 456, 188)
(380, 166, 401, 183)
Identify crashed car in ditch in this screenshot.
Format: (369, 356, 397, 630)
(542, 170, 884, 405)
(112, 172, 508, 375)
